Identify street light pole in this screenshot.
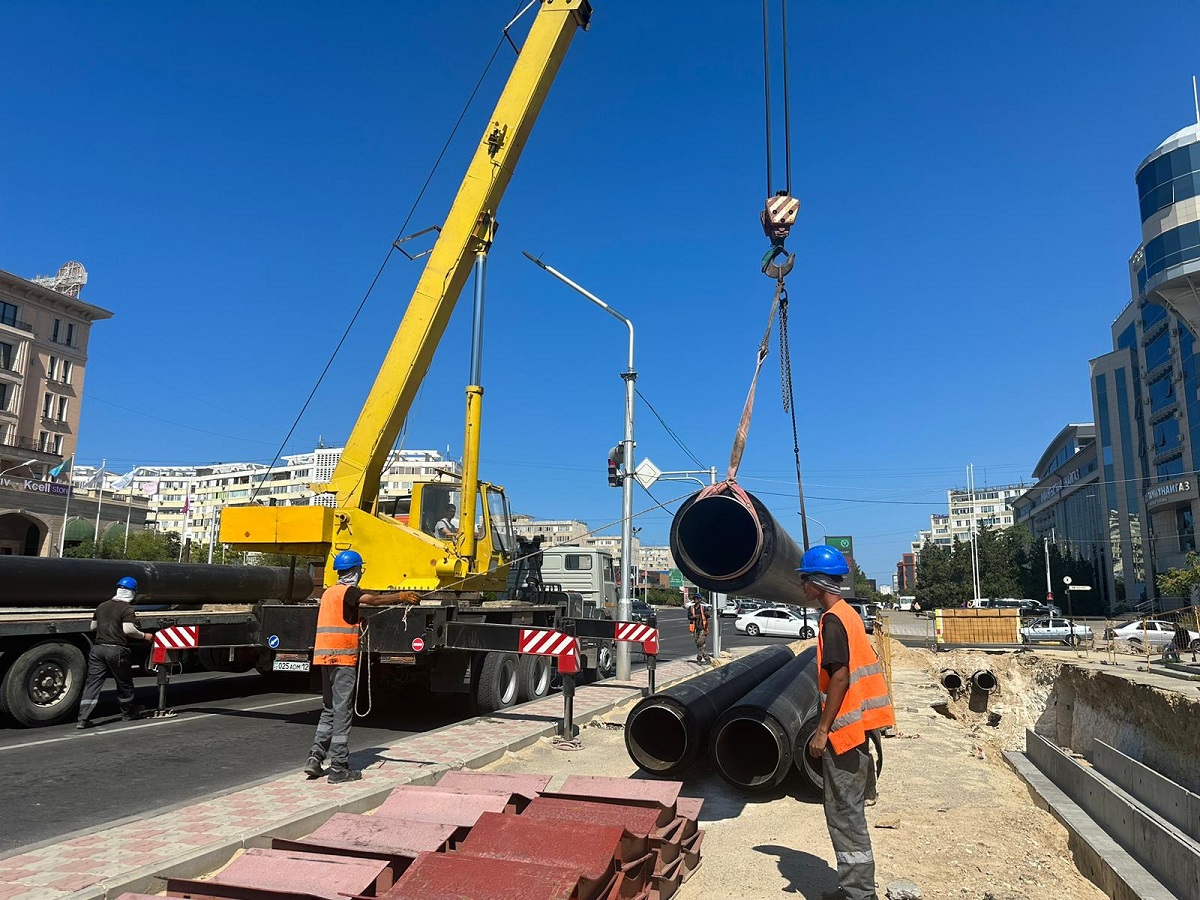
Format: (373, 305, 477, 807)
(525, 252, 637, 681)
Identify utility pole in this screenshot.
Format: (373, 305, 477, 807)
(1044, 536, 1054, 607)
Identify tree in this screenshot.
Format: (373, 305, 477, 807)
(1156, 553, 1200, 601)
(851, 562, 885, 604)
(65, 529, 182, 562)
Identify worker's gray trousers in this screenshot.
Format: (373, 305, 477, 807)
(77, 645, 136, 724)
(822, 741, 878, 900)
(693, 628, 709, 661)
(310, 665, 357, 769)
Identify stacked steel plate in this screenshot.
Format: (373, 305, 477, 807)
(124, 772, 702, 900)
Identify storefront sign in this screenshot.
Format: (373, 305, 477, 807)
(1145, 479, 1194, 508)
(0, 477, 71, 497)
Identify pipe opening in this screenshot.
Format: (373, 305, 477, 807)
(971, 669, 998, 693)
(939, 669, 964, 691)
(627, 704, 689, 772)
(676, 496, 762, 581)
(713, 717, 785, 789)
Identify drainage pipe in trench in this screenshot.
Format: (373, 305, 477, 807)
(971, 669, 998, 694)
(709, 648, 820, 791)
(624, 645, 796, 777)
(939, 668, 964, 691)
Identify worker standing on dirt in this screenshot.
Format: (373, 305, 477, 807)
(687, 592, 710, 664)
(77, 576, 154, 729)
(305, 550, 416, 784)
(802, 545, 895, 900)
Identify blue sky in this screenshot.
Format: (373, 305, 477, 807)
(3, 1, 1199, 584)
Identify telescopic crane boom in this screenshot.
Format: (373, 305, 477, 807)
(221, 1, 592, 592)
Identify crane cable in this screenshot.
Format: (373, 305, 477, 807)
(708, 0, 811, 549)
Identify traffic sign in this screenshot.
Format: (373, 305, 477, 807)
(411, 637, 426, 652)
(1067, 585, 1092, 591)
(669, 568, 684, 589)
(1062, 576, 1072, 585)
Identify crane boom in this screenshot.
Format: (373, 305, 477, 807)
(221, 1, 591, 591)
(324, 0, 591, 511)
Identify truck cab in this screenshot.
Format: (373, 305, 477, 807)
(537, 547, 618, 614)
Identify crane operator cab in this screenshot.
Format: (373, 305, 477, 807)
(410, 481, 516, 574)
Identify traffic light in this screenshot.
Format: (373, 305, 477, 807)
(607, 444, 623, 488)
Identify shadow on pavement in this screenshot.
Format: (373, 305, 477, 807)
(753, 844, 838, 897)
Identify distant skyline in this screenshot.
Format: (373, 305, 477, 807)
(4, 2, 1200, 583)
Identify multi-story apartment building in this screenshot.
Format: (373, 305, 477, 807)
(639, 545, 675, 573)
(911, 485, 1025, 557)
(510, 516, 590, 548)
(0, 262, 117, 556)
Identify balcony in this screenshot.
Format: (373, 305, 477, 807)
(0, 433, 63, 461)
(0, 314, 34, 334)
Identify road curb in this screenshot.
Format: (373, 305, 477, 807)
(64, 666, 699, 900)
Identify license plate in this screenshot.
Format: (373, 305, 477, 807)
(273, 660, 310, 673)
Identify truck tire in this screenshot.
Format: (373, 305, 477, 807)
(475, 652, 520, 712)
(197, 647, 257, 673)
(0, 640, 87, 727)
(517, 654, 552, 702)
(595, 641, 615, 679)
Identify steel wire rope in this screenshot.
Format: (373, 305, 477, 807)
(249, 18, 520, 503)
(634, 387, 705, 470)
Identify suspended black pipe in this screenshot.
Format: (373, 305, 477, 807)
(625, 645, 796, 777)
(0, 557, 313, 606)
(669, 490, 807, 604)
(710, 648, 819, 791)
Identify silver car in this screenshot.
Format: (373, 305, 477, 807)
(1020, 617, 1094, 646)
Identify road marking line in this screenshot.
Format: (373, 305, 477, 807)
(0, 696, 319, 753)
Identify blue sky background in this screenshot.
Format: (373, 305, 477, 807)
(3, 1, 1199, 584)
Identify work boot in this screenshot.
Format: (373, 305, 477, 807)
(303, 756, 326, 779)
(121, 705, 146, 721)
(76, 720, 94, 730)
(328, 767, 362, 785)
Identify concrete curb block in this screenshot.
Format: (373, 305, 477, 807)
(66, 667, 696, 899)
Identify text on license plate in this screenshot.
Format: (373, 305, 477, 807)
(273, 660, 311, 672)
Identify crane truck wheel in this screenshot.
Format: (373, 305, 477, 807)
(517, 654, 552, 702)
(196, 647, 258, 674)
(0, 640, 87, 727)
(475, 652, 520, 712)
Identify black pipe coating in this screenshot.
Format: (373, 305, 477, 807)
(669, 489, 806, 604)
(793, 714, 824, 792)
(710, 648, 820, 791)
(625, 645, 796, 777)
(0, 557, 313, 606)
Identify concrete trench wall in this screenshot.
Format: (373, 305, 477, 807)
(1035, 664, 1200, 794)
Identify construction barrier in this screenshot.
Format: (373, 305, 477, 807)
(874, 614, 894, 694)
(1103, 604, 1200, 673)
(933, 608, 1021, 646)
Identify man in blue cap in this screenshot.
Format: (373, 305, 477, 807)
(77, 576, 154, 729)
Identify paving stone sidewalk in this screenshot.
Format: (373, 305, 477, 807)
(0, 657, 698, 900)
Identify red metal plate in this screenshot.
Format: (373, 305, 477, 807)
(555, 776, 681, 827)
(383, 851, 579, 900)
(274, 812, 456, 859)
(373, 787, 510, 827)
(435, 770, 552, 803)
(166, 847, 388, 900)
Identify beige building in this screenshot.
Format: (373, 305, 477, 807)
(511, 516, 590, 548)
(639, 545, 675, 572)
(0, 262, 113, 555)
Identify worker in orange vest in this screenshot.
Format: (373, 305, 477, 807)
(802, 545, 895, 900)
(686, 592, 711, 664)
(305, 549, 415, 784)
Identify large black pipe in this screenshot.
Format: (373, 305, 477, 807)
(710, 648, 820, 791)
(625, 645, 796, 777)
(793, 715, 824, 792)
(669, 489, 806, 604)
(0, 557, 313, 606)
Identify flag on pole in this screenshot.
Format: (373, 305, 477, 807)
(112, 468, 138, 491)
(49, 455, 73, 480)
(83, 465, 106, 490)
(181, 486, 191, 515)
(142, 480, 160, 497)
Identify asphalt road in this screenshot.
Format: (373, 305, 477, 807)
(0, 605, 783, 853)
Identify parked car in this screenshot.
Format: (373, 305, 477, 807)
(1106, 619, 1200, 650)
(1020, 617, 1094, 646)
(847, 601, 878, 635)
(1018, 602, 1059, 618)
(735, 607, 817, 639)
(721, 598, 764, 618)
(630, 600, 657, 629)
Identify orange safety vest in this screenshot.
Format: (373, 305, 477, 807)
(313, 584, 360, 667)
(817, 600, 895, 754)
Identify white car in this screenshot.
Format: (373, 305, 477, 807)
(1107, 619, 1200, 649)
(735, 607, 818, 639)
(1020, 617, 1094, 646)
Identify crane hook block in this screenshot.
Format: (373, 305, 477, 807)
(760, 193, 800, 244)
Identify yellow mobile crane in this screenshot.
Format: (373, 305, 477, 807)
(221, 1, 592, 593)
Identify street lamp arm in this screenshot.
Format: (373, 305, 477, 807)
(0, 458, 39, 478)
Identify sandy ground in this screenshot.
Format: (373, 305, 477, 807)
(481, 648, 1105, 900)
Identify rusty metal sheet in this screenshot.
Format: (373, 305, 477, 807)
(166, 847, 389, 900)
(523, 796, 659, 861)
(674, 796, 703, 823)
(457, 811, 623, 900)
(382, 850, 579, 899)
(680, 830, 705, 883)
(556, 776, 680, 826)
(435, 770, 551, 803)
(650, 854, 684, 900)
(375, 782, 520, 814)
(272, 812, 455, 879)
(373, 786, 510, 827)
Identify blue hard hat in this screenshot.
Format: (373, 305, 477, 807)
(332, 549, 363, 571)
(117, 576, 138, 591)
(797, 545, 850, 576)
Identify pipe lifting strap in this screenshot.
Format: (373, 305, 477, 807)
(720, 281, 783, 486)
